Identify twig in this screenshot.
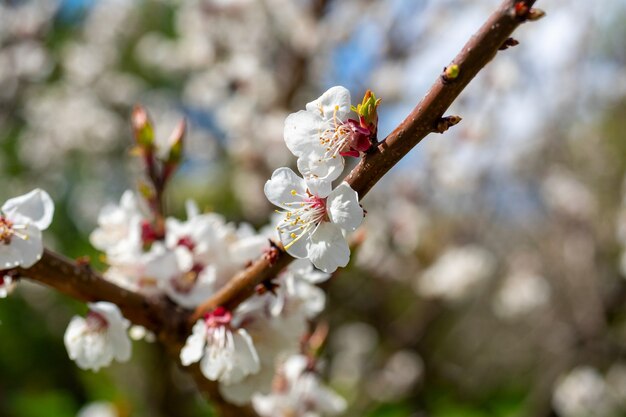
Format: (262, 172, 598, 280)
(191, 0, 542, 326)
(16, 1, 543, 415)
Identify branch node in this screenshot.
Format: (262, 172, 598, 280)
(527, 8, 546, 21)
(255, 279, 280, 296)
(499, 37, 520, 50)
(435, 115, 463, 133)
(264, 239, 282, 266)
(442, 64, 460, 83)
(512, 2, 545, 22)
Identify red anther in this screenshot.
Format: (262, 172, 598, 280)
(177, 236, 196, 251)
(141, 220, 161, 245)
(205, 306, 232, 327)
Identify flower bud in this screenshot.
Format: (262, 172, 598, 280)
(444, 64, 460, 81)
(131, 105, 154, 149)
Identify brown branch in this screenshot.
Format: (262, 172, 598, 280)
(13, 2, 544, 415)
(18, 250, 251, 417)
(191, 0, 542, 325)
(18, 249, 172, 332)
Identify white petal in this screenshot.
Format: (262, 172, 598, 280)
(181, 320, 207, 365)
(89, 302, 132, 363)
(283, 354, 309, 382)
(297, 155, 344, 190)
(288, 259, 330, 284)
(234, 329, 260, 374)
(316, 384, 348, 414)
(327, 182, 363, 232)
(201, 344, 228, 381)
(64, 316, 87, 360)
(185, 199, 200, 218)
(0, 244, 23, 269)
(305, 86, 352, 121)
(2, 189, 54, 230)
(8, 225, 44, 268)
(220, 368, 275, 405)
(279, 223, 310, 259)
(306, 222, 350, 273)
(284, 110, 323, 158)
(264, 167, 308, 210)
(229, 235, 268, 265)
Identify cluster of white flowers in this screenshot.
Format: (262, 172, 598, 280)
(181, 258, 336, 407)
(0, 189, 54, 298)
(89, 192, 267, 306)
(552, 365, 626, 417)
(252, 354, 347, 417)
(71, 161, 346, 411)
(265, 86, 367, 273)
(414, 245, 496, 303)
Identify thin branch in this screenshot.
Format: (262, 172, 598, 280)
(191, 0, 542, 325)
(14, 1, 543, 415)
(18, 249, 172, 332)
(20, 250, 253, 416)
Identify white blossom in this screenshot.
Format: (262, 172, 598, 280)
(63, 301, 132, 371)
(181, 307, 260, 385)
(265, 167, 363, 273)
(0, 189, 54, 269)
(415, 245, 496, 303)
(77, 402, 118, 417)
(284, 86, 369, 187)
(252, 354, 347, 417)
(552, 366, 619, 417)
(492, 271, 551, 320)
(89, 190, 146, 260)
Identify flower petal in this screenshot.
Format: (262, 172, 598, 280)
(305, 86, 352, 122)
(297, 157, 344, 198)
(327, 183, 363, 232)
(306, 222, 350, 273)
(8, 225, 43, 268)
(284, 110, 323, 158)
(181, 320, 207, 366)
(2, 189, 54, 230)
(264, 168, 307, 210)
(279, 221, 309, 259)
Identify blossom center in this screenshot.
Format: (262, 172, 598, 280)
(0, 216, 28, 245)
(318, 108, 370, 160)
(177, 236, 196, 251)
(86, 310, 109, 332)
(205, 306, 232, 328)
(277, 193, 327, 250)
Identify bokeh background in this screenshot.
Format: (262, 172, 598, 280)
(1, 0, 626, 416)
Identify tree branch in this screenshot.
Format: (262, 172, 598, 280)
(191, 0, 542, 325)
(14, 1, 543, 415)
(19, 249, 254, 416)
(18, 249, 171, 332)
